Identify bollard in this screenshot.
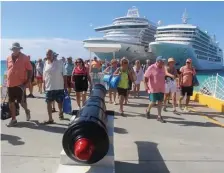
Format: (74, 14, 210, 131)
(62, 84, 109, 164)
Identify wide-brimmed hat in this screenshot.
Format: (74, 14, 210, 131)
(168, 57, 175, 63)
(10, 42, 23, 50)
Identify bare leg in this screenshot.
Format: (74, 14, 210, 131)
(9, 102, 16, 120)
(125, 91, 129, 104)
(76, 92, 81, 108)
(186, 96, 190, 107)
(136, 84, 140, 97)
(157, 101, 165, 123)
(113, 91, 117, 104)
(82, 92, 87, 106)
(68, 88, 71, 95)
(133, 84, 137, 97)
(29, 83, 33, 95)
(39, 81, 42, 94)
(119, 95, 125, 114)
(57, 102, 63, 119)
(172, 92, 177, 111)
(109, 90, 112, 103)
(163, 93, 169, 111)
(47, 101, 53, 121)
(178, 96, 184, 110)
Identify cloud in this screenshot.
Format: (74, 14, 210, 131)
(1, 38, 92, 60)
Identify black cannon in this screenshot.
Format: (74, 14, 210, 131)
(62, 84, 110, 164)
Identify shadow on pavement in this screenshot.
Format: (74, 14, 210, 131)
(166, 120, 222, 128)
(115, 141, 170, 173)
(13, 120, 67, 134)
(1, 134, 25, 146)
(114, 127, 128, 134)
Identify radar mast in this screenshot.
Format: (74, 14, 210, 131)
(182, 8, 190, 24)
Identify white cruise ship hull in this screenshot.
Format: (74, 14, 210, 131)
(84, 39, 155, 62)
(149, 42, 224, 70)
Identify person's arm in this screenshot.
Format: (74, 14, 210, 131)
(165, 66, 175, 79)
(24, 59, 33, 86)
(144, 66, 152, 91)
(113, 67, 121, 76)
(62, 62, 67, 89)
(103, 66, 110, 74)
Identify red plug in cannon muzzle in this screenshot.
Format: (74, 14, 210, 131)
(74, 138, 95, 161)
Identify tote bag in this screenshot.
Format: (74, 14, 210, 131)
(63, 90, 72, 114)
(109, 76, 121, 89)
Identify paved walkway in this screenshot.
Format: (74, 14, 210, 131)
(1, 89, 224, 173)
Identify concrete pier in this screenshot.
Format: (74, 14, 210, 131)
(1, 88, 224, 173)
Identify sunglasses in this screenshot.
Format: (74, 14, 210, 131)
(76, 61, 81, 64)
(186, 62, 191, 64)
(123, 62, 128, 64)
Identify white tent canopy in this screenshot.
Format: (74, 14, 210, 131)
(83, 43, 121, 53)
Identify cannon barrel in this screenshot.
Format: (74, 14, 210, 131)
(62, 84, 109, 164)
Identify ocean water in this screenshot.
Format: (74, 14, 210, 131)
(1, 60, 224, 86)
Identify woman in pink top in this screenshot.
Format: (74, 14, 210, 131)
(144, 56, 175, 123)
(178, 58, 196, 112)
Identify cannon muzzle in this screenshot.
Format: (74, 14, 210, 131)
(62, 84, 109, 164)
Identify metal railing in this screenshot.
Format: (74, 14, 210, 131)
(198, 73, 224, 101)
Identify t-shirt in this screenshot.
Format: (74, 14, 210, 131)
(43, 60, 66, 91)
(65, 62, 74, 76)
(36, 62, 44, 77)
(180, 66, 196, 87)
(7, 53, 32, 87)
(144, 63, 165, 93)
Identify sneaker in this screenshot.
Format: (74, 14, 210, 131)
(7, 119, 17, 127)
(183, 107, 190, 112)
(26, 109, 31, 121)
(163, 107, 167, 112)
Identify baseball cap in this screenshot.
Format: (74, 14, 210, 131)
(156, 56, 166, 62)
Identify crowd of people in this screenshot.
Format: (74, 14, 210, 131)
(5, 42, 197, 126)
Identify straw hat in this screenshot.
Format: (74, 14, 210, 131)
(168, 57, 175, 63)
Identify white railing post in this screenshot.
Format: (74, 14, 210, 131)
(213, 73, 218, 98)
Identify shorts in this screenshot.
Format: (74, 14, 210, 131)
(149, 93, 164, 102)
(181, 86, 193, 96)
(66, 76, 72, 88)
(128, 80, 132, 91)
(165, 81, 177, 94)
(117, 87, 128, 97)
(45, 90, 64, 103)
(8, 86, 26, 103)
(36, 76, 43, 82)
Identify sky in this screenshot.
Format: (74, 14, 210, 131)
(1, 1, 224, 60)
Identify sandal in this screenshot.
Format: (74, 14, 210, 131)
(157, 116, 166, 123)
(43, 120, 54, 124)
(59, 112, 64, 120)
(146, 109, 150, 119)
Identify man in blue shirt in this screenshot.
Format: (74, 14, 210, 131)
(64, 57, 74, 95)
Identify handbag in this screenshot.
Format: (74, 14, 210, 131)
(192, 75, 199, 86)
(1, 93, 20, 120)
(109, 75, 121, 89)
(63, 90, 72, 115)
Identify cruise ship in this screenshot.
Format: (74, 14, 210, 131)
(149, 10, 224, 70)
(83, 7, 157, 62)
